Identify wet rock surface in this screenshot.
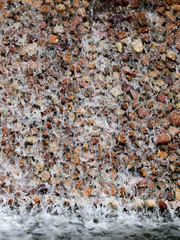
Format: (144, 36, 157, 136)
(0, 0, 179, 212)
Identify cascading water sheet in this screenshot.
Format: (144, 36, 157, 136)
(0, 0, 179, 239)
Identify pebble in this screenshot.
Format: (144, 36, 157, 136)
(132, 40, 143, 53)
(156, 133, 170, 145)
(110, 86, 123, 97)
(71, 16, 82, 26)
(168, 127, 179, 135)
(129, 0, 141, 8)
(25, 136, 36, 145)
(10, 82, 19, 90)
(137, 179, 148, 188)
(77, 8, 86, 15)
(116, 42, 122, 52)
(166, 50, 176, 60)
(165, 11, 176, 22)
(137, 107, 149, 119)
(169, 111, 180, 127)
(157, 94, 166, 103)
(53, 25, 64, 34)
(48, 34, 58, 43)
(36, 162, 45, 172)
(116, 133, 127, 145)
(132, 199, 144, 209)
(175, 188, 180, 201)
(146, 199, 155, 208)
(56, 4, 66, 12)
(40, 172, 50, 183)
(158, 199, 167, 212)
(175, 38, 180, 51)
(26, 43, 38, 55)
(40, 5, 51, 13)
(49, 143, 60, 152)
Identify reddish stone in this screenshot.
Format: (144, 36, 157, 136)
(157, 133, 170, 144)
(165, 76, 174, 85)
(65, 128, 73, 136)
(39, 22, 47, 30)
(9, 46, 17, 53)
(157, 94, 166, 103)
(91, 137, 99, 145)
(158, 199, 167, 212)
(137, 107, 149, 119)
(169, 111, 180, 127)
(137, 179, 149, 188)
(2, 10, 14, 18)
(71, 16, 82, 26)
(122, 81, 132, 92)
(168, 142, 178, 149)
(161, 118, 170, 128)
(121, 67, 131, 75)
(131, 91, 139, 100)
(141, 54, 150, 66)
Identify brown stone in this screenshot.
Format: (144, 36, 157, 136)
(40, 5, 51, 13)
(158, 199, 167, 212)
(40, 171, 50, 181)
(138, 27, 150, 33)
(129, 0, 140, 8)
(156, 7, 165, 15)
(165, 11, 176, 22)
(158, 43, 167, 53)
(48, 35, 58, 43)
(156, 61, 165, 70)
(120, 187, 127, 197)
(115, 31, 127, 40)
(169, 111, 180, 127)
(157, 133, 170, 144)
(175, 38, 180, 50)
(166, 33, 175, 46)
(166, 23, 178, 32)
(82, 187, 92, 197)
(91, 137, 99, 145)
(116, 133, 127, 145)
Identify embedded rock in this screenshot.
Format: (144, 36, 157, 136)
(169, 111, 180, 127)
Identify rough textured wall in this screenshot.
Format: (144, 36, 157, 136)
(0, 0, 179, 210)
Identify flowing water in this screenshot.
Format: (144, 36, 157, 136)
(0, 203, 180, 240)
(0, 0, 180, 239)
